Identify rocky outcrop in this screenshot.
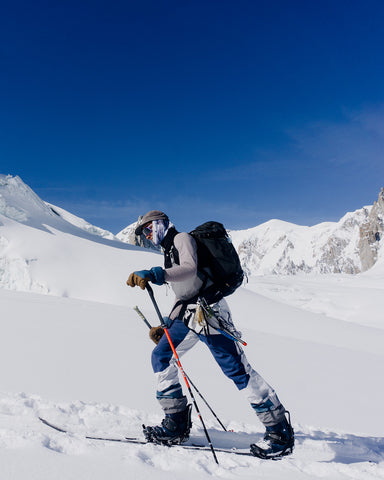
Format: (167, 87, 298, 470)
(358, 188, 384, 271)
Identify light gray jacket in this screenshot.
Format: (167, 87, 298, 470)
(163, 232, 205, 320)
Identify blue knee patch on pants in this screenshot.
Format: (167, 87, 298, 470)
(251, 399, 275, 413)
(156, 384, 184, 399)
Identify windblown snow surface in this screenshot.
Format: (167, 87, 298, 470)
(1, 175, 384, 479)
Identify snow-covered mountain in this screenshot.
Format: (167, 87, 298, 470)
(2, 174, 384, 289)
(0, 174, 160, 301)
(117, 189, 384, 276)
(0, 174, 117, 239)
(230, 190, 384, 275)
(1, 173, 384, 479)
(230, 190, 384, 276)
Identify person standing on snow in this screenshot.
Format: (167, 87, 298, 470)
(127, 210, 294, 459)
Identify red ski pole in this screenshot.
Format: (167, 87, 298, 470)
(145, 284, 219, 465)
(133, 305, 228, 432)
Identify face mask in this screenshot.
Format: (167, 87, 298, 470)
(151, 219, 169, 246)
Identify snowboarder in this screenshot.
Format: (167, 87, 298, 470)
(127, 210, 294, 459)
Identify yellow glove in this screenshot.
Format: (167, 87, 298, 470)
(127, 272, 150, 290)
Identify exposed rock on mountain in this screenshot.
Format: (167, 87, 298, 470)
(358, 188, 384, 271)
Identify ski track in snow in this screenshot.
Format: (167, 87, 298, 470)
(0, 391, 383, 480)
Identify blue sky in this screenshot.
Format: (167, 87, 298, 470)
(1, 0, 384, 234)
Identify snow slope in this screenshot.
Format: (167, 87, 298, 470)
(1, 174, 384, 479)
(0, 174, 164, 305)
(1, 285, 383, 480)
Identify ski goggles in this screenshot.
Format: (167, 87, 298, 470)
(142, 223, 153, 237)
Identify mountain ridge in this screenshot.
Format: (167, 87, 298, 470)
(229, 189, 383, 276)
(118, 189, 384, 276)
(1, 174, 383, 280)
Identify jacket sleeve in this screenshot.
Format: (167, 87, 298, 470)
(163, 232, 198, 282)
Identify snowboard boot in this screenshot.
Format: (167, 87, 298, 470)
(143, 404, 192, 445)
(250, 411, 294, 459)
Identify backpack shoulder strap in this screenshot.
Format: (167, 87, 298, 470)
(161, 227, 179, 268)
